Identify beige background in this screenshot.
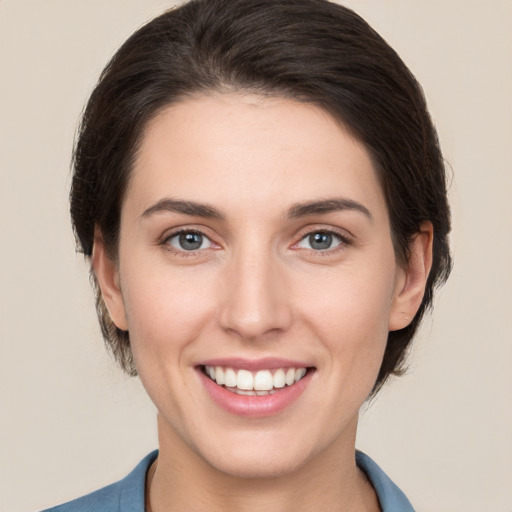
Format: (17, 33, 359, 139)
(1, 1, 511, 511)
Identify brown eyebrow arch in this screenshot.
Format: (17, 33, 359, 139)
(141, 197, 371, 222)
(287, 198, 373, 221)
(141, 199, 225, 220)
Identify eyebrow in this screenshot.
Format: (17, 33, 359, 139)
(287, 198, 373, 222)
(141, 199, 225, 220)
(141, 197, 372, 222)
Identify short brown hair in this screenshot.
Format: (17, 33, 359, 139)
(71, 0, 452, 394)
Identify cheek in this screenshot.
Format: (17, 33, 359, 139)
(120, 265, 216, 356)
(296, 259, 396, 364)
(119, 266, 218, 419)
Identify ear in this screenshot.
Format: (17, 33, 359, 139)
(389, 221, 434, 331)
(92, 230, 128, 331)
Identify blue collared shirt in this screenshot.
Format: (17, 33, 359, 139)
(42, 450, 415, 511)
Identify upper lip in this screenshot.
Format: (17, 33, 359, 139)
(196, 357, 313, 371)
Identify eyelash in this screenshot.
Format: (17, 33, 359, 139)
(293, 228, 352, 255)
(161, 229, 217, 258)
(160, 227, 352, 257)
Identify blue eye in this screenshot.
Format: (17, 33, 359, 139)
(297, 231, 343, 251)
(167, 231, 212, 251)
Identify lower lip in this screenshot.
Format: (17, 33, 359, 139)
(198, 369, 313, 418)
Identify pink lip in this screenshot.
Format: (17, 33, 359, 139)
(197, 357, 311, 371)
(197, 366, 314, 418)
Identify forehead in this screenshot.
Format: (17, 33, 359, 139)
(126, 93, 388, 222)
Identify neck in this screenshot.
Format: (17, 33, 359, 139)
(147, 414, 380, 512)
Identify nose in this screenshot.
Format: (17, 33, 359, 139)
(218, 248, 292, 341)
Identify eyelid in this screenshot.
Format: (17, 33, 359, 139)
(167, 230, 212, 250)
(159, 226, 221, 255)
(157, 224, 353, 256)
(291, 225, 353, 252)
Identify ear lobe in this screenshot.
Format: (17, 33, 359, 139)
(389, 221, 434, 331)
(92, 231, 128, 331)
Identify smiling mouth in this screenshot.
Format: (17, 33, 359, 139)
(201, 365, 311, 396)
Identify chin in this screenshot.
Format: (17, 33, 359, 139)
(206, 447, 312, 480)
(191, 426, 333, 481)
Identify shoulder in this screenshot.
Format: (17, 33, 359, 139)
(356, 451, 416, 512)
(40, 451, 158, 512)
(41, 481, 123, 512)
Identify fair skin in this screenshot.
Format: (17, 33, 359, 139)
(93, 93, 433, 512)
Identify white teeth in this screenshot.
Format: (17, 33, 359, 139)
(236, 369, 254, 390)
(235, 389, 255, 396)
(215, 367, 225, 385)
(273, 369, 286, 388)
(204, 365, 309, 391)
(224, 368, 237, 388)
(285, 368, 295, 386)
(231, 389, 277, 396)
(253, 370, 273, 391)
(295, 368, 307, 382)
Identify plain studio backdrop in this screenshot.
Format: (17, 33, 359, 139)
(1, 1, 511, 511)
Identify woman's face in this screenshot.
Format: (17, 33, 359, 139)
(97, 93, 422, 478)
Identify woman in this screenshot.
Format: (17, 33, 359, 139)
(45, 0, 451, 510)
